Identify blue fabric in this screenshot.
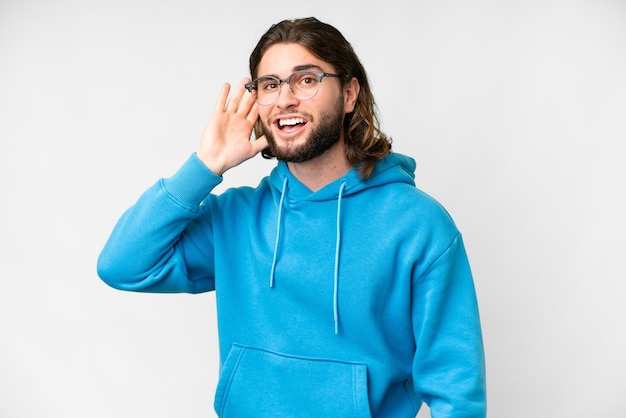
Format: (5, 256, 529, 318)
(98, 152, 486, 417)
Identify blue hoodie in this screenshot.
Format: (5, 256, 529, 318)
(97, 152, 486, 417)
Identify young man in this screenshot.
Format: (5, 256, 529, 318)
(98, 17, 486, 418)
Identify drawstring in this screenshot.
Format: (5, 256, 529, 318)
(270, 176, 288, 288)
(333, 180, 347, 334)
(269, 175, 347, 335)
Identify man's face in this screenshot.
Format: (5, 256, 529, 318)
(255, 43, 350, 163)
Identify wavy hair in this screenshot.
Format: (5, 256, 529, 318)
(249, 17, 391, 179)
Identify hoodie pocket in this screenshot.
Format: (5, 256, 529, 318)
(214, 344, 371, 418)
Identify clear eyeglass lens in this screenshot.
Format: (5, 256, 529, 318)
(253, 71, 320, 105)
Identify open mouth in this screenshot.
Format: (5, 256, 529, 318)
(277, 117, 307, 133)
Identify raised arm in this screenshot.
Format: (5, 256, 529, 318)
(97, 79, 267, 293)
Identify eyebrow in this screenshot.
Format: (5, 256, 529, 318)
(262, 64, 326, 79)
(293, 64, 324, 72)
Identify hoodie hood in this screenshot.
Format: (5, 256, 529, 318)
(267, 153, 417, 333)
(269, 152, 417, 202)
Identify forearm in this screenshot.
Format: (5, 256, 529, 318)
(97, 153, 222, 293)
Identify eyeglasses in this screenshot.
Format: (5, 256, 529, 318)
(245, 70, 341, 106)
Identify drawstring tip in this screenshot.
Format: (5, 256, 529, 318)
(334, 321, 339, 335)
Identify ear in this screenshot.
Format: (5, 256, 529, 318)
(343, 77, 360, 114)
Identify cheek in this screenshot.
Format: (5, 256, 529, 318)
(258, 108, 272, 124)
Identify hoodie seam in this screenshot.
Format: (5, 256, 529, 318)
(158, 179, 203, 214)
(414, 232, 462, 285)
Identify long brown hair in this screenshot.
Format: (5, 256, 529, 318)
(249, 17, 391, 179)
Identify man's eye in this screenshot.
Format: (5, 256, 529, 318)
(295, 75, 318, 89)
(260, 81, 279, 91)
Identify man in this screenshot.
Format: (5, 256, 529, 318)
(98, 17, 486, 417)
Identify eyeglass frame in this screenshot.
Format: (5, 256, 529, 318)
(245, 70, 342, 106)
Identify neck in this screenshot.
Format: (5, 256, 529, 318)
(286, 141, 352, 192)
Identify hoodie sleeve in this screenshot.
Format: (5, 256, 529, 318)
(411, 233, 487, 417)
(97, 153, 222, 293)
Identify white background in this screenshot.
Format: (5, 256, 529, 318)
(1, 0, 625, 417)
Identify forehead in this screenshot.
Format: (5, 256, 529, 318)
(257, 43, 333, 77)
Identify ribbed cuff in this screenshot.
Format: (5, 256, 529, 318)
(161, 153, 223, 207)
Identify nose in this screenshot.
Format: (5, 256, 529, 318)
(274, 80, 299, 108)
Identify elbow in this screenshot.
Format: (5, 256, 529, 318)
(96, 252, 133, 291)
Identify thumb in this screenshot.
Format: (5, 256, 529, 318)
(251, 134, 269, 155)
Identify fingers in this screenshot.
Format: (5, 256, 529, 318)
(245, 101, 259, 124)
(214, 83, 231, 113)
(225, 78, 253, 114)
(214, 78, 254, 113)
(225, 79, 246, 111)
(250, 134, 268, 154)
(203, 78, 262, 168)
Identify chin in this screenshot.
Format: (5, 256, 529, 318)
(263, 107, 343, 163)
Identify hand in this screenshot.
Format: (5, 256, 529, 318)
(197, 78, 268, 176)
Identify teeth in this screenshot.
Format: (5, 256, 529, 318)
(278, 118, 305, 127)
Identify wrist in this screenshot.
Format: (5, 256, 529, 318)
(163, 154, 223, 206)
(196, 151, 227, 177)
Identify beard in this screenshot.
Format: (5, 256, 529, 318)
(262, 98, 344, 163)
